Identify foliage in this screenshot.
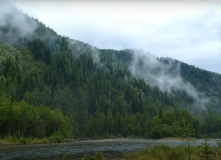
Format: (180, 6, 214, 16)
(200, 135, 214, 160)
(124, 144, 220, 160)
(0, 5, 221, 140)
(179, 117, 195, 160)
(82, 151, 105, 160)
(19, 137, 27, 144)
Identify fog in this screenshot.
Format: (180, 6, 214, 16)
(129, 50, 209, 108)
(0, 1, 37, 43)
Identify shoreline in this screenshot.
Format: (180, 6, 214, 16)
(0, 137, 151, 147)
(0, 138, 75, 147)
(160, 137, 198, 140)
(1, 137, 221, 148)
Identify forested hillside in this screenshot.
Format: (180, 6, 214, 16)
(1, 2, 221, 140)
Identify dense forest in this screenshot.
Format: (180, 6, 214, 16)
(1, 2, 221, 140)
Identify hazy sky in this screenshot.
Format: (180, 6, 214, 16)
(9, 0, 221, 73)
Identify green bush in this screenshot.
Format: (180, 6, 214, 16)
(81, 151, 104, 160)
(150, 144, 171, 154)
(63, 131, 72, 139)
(95, 151, 104, 160)
(49, 134, 64, 143)
(4, 136, 17, 142)
(19, 137, 27, 144)
(166, 147, 185, 160)
(150, 124, 173, 139)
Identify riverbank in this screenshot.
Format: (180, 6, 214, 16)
(161, 137, 198, 141)
(124, 141, 221, 160)
(0, 137, 138, 147)
(0, 136, 147, 147)
(0, 136, 217, 148)
(0, 136, 75, 146)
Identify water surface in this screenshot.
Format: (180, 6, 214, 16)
(1, 139, 221, 160)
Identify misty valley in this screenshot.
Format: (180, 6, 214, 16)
(1, 1, 221, 160)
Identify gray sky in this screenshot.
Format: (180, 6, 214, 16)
(10, 0, 221, 74)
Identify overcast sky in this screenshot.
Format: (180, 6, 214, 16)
(9, 0, 221, 74)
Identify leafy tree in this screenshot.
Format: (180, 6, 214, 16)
(106, 108, 114, 134)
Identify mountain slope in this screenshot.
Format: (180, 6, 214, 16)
(0, 1, 221, 139)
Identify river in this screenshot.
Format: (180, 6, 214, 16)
(1, 139, 221, 160)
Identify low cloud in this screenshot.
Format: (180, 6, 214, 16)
(0, 1, 37, 43)
(129, 50, 209, 108)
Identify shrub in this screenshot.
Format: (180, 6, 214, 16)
(49, 134, 64, 143)
(150, 124, 173, 139)
(19, 137, 27, 144)
(82, 151, 105, 160)
(166, 148, 185, 160)
(95, 151, 104, 160)
(4, 135, 17, 142)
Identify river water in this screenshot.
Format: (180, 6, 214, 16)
(0, 139, 221, 160)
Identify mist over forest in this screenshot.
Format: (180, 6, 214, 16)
(1, 1, 221, 141)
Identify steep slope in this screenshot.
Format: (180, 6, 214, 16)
(0, 1, 221, 139)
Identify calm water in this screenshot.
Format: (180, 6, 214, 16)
(0, 139, 221, 160)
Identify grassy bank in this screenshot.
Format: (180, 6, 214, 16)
(50, 144, 221, 160)
(0, 135, 143, 146)
(124, 143, 221, 160)
(0, 135, 75, 146)
(161, 137, 198, 141)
